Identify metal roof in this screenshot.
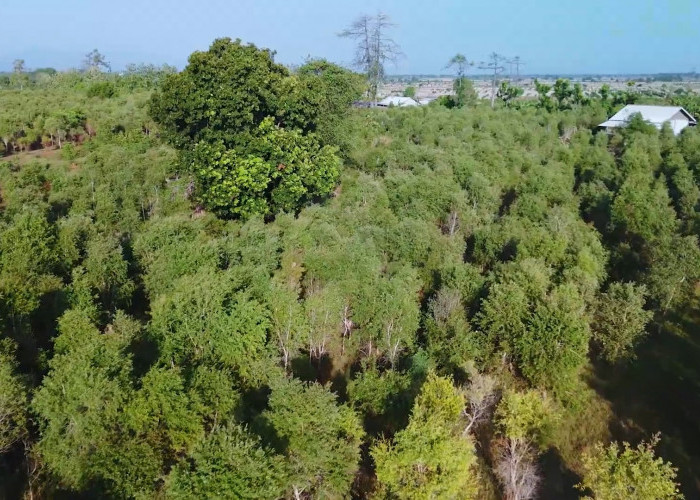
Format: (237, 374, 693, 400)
(600, 105, 697, 128)
(377, 96, 419, 107)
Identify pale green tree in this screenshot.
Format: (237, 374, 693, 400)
(372, 372, 480, 499)
(578, 436, 681, 500)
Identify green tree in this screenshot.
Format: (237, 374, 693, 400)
(644, 234, 700, 311)
(278, 59, 364, 146)
(494, 390, 556, 500)
(32, 310, 161, 496)
(552, 78, 574, 110)
(148, 267, 270, 384)
(372, 373, 479, 499)
(611, 170, 678, 245)
(149, 38, 289, 149)
(446, 54, 477, 108)
(0, 340, 28, 454)
(0, 208, 61, 320)
(263, 379, 364, 499)
(478, 261, 590, 394)
(497, 81, 524, 107)
(188, 118, 340, 218)
(578, 436, 681, 500)
(164, 424, 288, 499)
(267, 280, 307, 369)
(534, 79, 554, 111)
(593, 282, 652, 363)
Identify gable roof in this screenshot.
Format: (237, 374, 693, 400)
(600, 105, 697, 129)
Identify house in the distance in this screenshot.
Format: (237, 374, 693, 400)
(377, 96, 419, 107)
(599, 105, 697, 136)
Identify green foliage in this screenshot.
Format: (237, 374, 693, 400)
(150, 40, 353, 218)
(449, 77, 477, 108)
(534, 79, 555, 111)
(149, 267, 270, 383)
(149, 38, 288, 149)
(593, 282, 652, 362)
(497, 81, 524, 107)
(263, 379, 364, 498)
(478, 261, 591, 394)
(280, 59, 364, 146)
(0, 207, 61, 318)
(87, 81, 117, 99)
(188, 118, 340, 218)
(32, 310, 153, 495)
(2, 49, 700, 499)
(347, 366, 413, 422)
(495, 389, 556, 445)
(403, 85, 416, 98)
(165, 424, 287, 499)
(372, 373, 479, 499)
(0, 340, 28, 453)
(578, 437, 682, 500)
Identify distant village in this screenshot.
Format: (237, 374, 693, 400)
(377, 76, 700, 103)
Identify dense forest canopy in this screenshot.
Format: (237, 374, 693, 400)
(1, 37, 700, 499)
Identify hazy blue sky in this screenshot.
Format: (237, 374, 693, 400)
(1, 0, 698, 75)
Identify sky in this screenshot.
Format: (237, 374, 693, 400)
(1, 0, 699, 75)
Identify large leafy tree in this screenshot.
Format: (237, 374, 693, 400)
(188, 118, 341, 218)
(164, 424, 288, 499)
(263, 379, 364, 499)
(149, 38, 288, 149)
(372, 373, 479, 499)
(277, 59, 364, 145)
(150, 39, 350, 218)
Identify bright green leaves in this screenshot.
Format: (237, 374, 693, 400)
(191, 142, 271, 217)
(372, 373, 479, 499)
(189, 119, 341, 218)
(496, 389, 557, 445)
(578, 437, 682, 500)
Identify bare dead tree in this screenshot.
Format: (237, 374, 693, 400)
(83, 49, 111, 74)
(341, 303, 353, 355)
(462, 372, 499, 435)
(495, 438, 541, 500)
(443, 207, 460, 236)
(340, 12, 402, 105)
(430, 287, 462, 324)
(479, 53, 506, 108)
(507, 56, 525, 82)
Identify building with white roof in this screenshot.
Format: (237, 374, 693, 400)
(599, 105, 697, 136)
(377, 96, 419, 107)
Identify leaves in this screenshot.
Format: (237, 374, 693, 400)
(578, 437, 682, 500)
(372, 373, 479, 499)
